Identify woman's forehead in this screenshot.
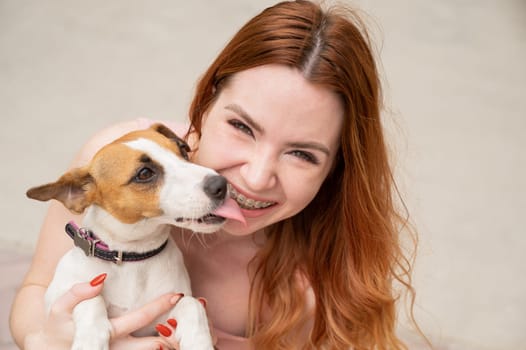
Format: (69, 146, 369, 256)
(217, 65, 343, 145)
(222, 66, 342, 120)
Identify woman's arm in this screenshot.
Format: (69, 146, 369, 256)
(9, 201, 81, 347)
(9, 119, 164, 347)
(22, 275, 182, 350)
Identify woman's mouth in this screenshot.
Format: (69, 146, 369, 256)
(227, 184, 276, 210)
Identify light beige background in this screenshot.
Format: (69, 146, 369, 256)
(1, 0, 525, 349)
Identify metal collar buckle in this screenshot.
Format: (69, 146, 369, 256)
(114, 250, 123, 265)
(73, 228, 99, 257)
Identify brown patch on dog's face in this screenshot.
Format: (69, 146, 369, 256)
(88, 142, 165, 224)
(82, 125, 192, 223)
(27, 124, 193, 224)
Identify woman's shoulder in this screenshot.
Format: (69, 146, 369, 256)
(72, 118, 188, 167)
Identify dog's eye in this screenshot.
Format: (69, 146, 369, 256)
(134, 167, 156, 183)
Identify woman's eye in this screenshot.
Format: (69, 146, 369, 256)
(289, 150, 319, 164)
(228, 119, 254, 137)
(134, 167, 156, 182)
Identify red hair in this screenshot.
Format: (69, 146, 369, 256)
(189, 1, 419, 348)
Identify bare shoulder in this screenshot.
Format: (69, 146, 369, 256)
(72, 118, 188, 168)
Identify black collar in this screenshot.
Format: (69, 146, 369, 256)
(65, 221, 168, 264)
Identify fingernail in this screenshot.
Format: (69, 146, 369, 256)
(159, 345, 163, 350)
(167, 318, 178, 328)
(90, 273, 107, 287)
(169, 293, 184, 304)
(198, 297, 207, 308)
(156, 324, 172, 337)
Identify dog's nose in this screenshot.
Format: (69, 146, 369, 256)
(203, 175, 227, 201)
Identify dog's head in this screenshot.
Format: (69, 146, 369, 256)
(27, 123, 244, 234)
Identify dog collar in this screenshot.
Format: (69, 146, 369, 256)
(65, 221, 168, 265)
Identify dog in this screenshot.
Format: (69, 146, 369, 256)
(26, 123, 245, 350)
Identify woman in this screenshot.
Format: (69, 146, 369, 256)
(10, 1, 418, 349)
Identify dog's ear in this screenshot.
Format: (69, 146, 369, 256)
(26, 168, 95, 214)
(151, 123, 191, 160)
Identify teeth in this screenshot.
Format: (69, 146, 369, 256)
(227, 184, 275, 210)
(237, 194, 246, 204)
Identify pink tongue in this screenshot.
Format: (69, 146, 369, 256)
(213, 197, 246, 225)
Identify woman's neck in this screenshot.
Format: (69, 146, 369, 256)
(207, 229, 266, 247)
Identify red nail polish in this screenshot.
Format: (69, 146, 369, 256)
(169, 293, 185, 305)
(90, 273, 107, 287)
(198, 297, 207, 308)
(167, 318, 178, 328)
(156, 324, 172, 337)
(159, 345, 163, 350)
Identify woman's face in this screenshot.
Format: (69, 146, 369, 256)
(194, 64, 343, 236)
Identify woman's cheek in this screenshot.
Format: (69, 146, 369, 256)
(283, 176, 321, 212)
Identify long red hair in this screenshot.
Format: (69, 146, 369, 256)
(189, 1, 418, 348)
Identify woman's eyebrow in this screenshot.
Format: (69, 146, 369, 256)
(286, 142, 330, 156)
(225, 103, 330, 156)
(225, 104, 264, 134)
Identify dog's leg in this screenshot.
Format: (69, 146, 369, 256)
(169, 296, 214, 350)
(71, 295, 112, 350)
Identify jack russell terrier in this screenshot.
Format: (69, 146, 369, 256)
(26, 123, 245, 350)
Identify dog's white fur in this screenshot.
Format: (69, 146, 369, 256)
(28, 125, 231, 350)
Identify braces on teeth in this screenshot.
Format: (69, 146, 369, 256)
(227, 184, 274, 209)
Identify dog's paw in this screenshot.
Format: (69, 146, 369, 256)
(71, 328, 111, 350)
(71, 295, 112, 350)
(169, 296, 214, 350)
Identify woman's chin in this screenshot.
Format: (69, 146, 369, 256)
(222, 220, 257, 236)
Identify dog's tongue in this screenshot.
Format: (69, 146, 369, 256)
(213, 197, 246, 225)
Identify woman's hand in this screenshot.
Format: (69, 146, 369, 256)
(154, 297, 215, 350)
(110, 290, 183, 350)
(23, 274, 184, 350)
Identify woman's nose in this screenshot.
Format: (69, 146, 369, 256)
(239, 149, 277, 191)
